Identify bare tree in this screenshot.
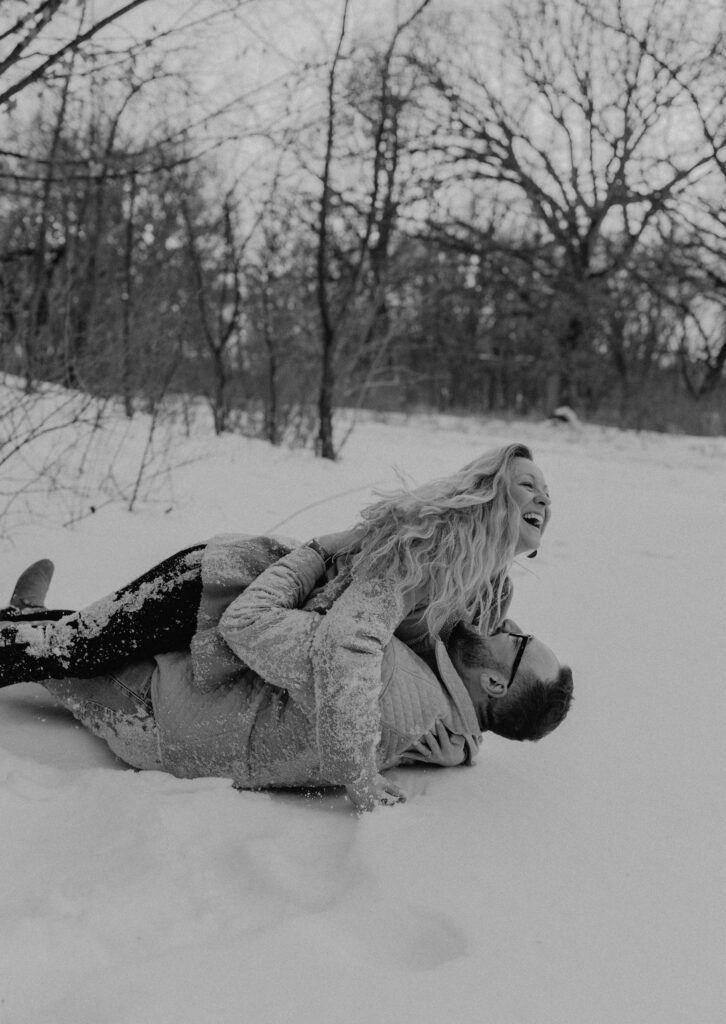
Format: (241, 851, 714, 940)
(314, 0, 350, 459)
(180, 183, 244, 434)
(314, 0, 433, 458)
(420, 0, 723, 408)
(120, 168, 137, 417)
(582, 0, 726, 400)
(21, 57, 74, 390)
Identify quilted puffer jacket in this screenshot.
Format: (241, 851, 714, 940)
(147, 536, 482, 788)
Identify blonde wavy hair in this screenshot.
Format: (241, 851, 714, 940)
(347, 443, 534, 637)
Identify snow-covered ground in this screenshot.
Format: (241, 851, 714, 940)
(1, 392, 725, 1024)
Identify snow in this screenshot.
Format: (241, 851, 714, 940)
(1, 393, 725, 1024)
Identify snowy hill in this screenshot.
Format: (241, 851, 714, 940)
(1, 388, 725, 1024)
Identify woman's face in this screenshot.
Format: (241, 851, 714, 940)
(509, 457, 551, 555)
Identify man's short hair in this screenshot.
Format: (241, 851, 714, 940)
(447, 622, 574, 741)
(447, 621, 488, 666)
(487, 666, 574, 741)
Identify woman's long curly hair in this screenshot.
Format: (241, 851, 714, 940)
(347, 443, 534, 637)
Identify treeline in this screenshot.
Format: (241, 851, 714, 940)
(1, 0, 725, 456)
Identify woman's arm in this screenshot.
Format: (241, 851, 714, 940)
(220, 542, 412, 809)
(309, 571, 411, 803)
(218, 546, 326, 708)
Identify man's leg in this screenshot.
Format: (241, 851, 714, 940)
(43, 660, 163, 771)
(0, 545, 205, 686)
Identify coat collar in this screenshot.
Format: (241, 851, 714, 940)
(433, 637, 482, 747)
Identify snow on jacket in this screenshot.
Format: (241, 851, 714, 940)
(51, 535, 482, 789)
(213, 539, 482, 787)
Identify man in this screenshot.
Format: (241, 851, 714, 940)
(2, 548, 573, 811)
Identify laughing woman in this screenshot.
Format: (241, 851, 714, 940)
(0, 443, 553, 805)
(336, 441, 551, 654)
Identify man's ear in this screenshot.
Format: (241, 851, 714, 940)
(481, 672, 508, 698)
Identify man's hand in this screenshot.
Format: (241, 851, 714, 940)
(314, 526, 363, 558)
(345, 772, 406, 812)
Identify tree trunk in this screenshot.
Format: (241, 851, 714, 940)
(318, 334, 335, 459)
(121, 173, 137, 417)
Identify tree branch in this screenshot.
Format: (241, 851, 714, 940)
(0, 0, 153, 108)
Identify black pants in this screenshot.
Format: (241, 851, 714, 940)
(0, 544, 205, 684)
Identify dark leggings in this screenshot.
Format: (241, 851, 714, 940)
(0, 544, 205, 683)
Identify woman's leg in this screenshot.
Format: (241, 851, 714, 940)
(0, 544, 205, 685)
(0, 607, 73, 620)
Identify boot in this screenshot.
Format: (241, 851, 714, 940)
(9, 559, 55, 610)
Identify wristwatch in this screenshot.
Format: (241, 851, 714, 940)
(305, 538, 335, 569)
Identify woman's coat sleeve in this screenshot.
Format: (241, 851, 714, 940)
(309, 572, 407, 786)
(217, 547, 325, 713)
(218, 545, 409, 785)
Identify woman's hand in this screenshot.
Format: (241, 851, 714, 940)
(345, 771, 406, 812)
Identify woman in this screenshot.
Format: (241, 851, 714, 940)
(0, 442, 550, 686)
(336, 440, 550, 650)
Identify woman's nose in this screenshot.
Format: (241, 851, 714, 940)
(536, 490, 551, 507)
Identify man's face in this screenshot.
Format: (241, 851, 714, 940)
(451, 632, 560, 699)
